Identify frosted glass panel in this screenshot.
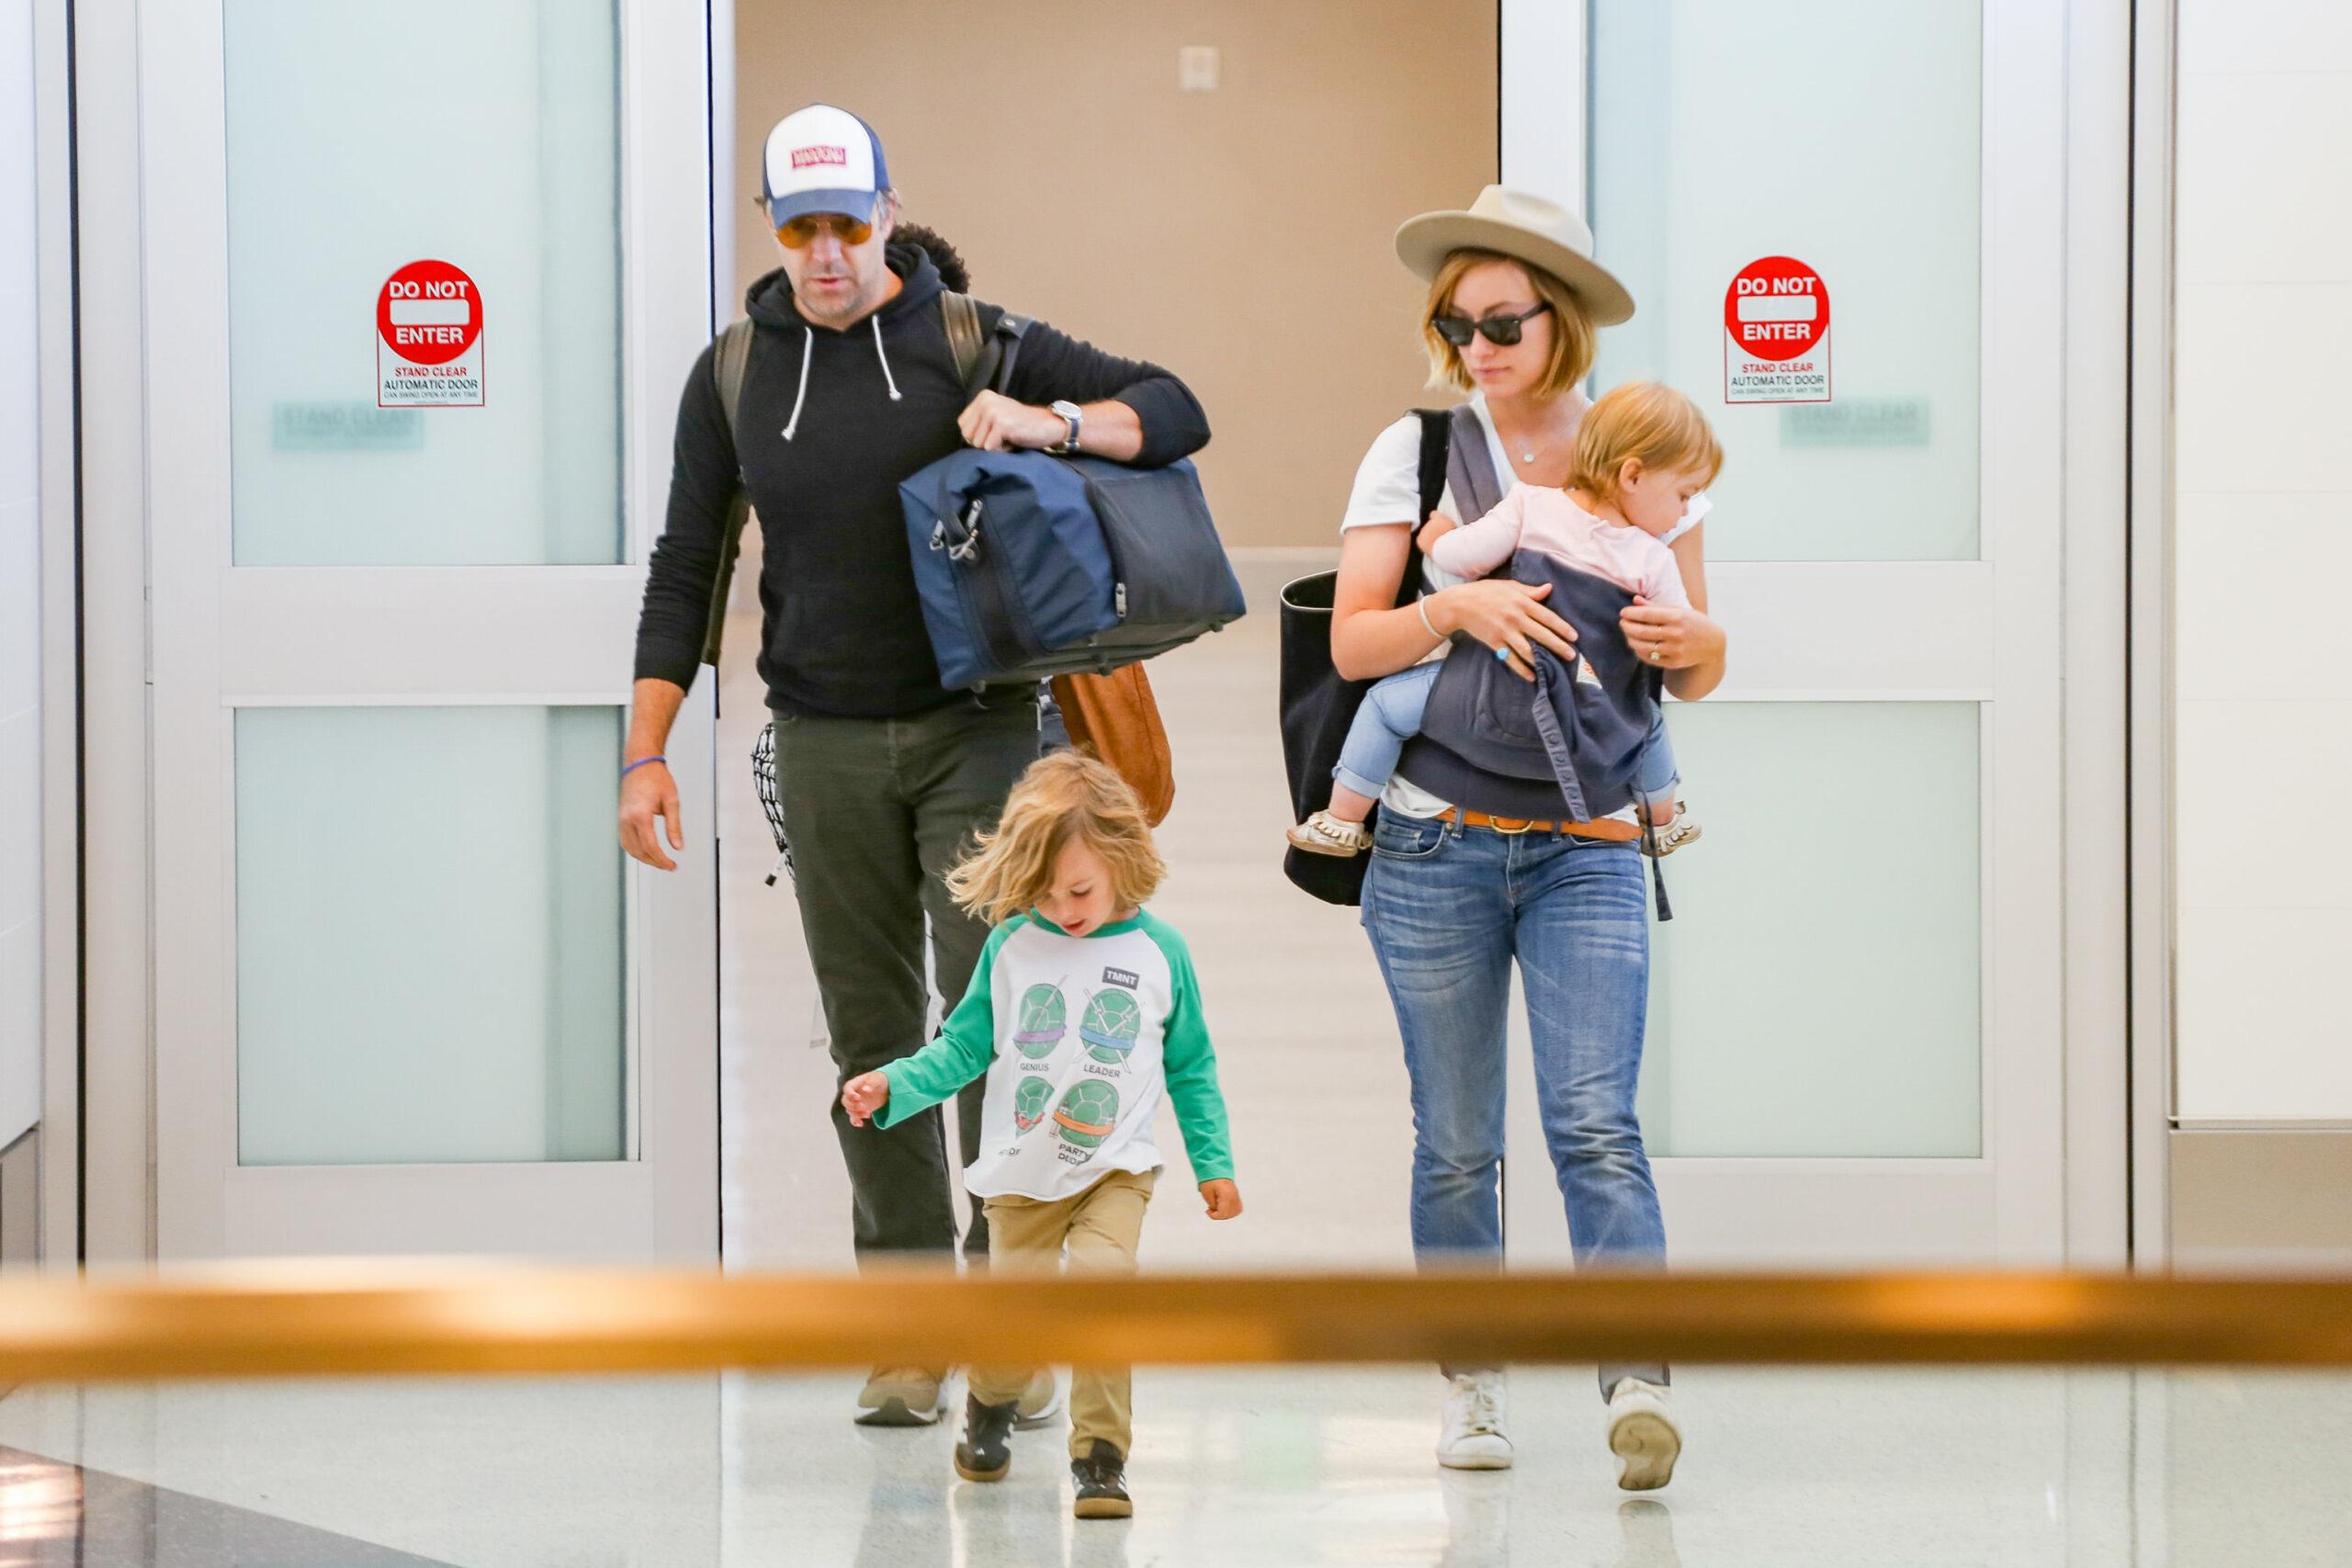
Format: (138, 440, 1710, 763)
(235, 706, 625, 1166)
(1589, 0, 1981, 561)
(224, 1, 621, 565)
(1639, 703, 1980, 1156)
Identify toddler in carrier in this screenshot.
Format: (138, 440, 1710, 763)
(1287, 380, 1722, 857)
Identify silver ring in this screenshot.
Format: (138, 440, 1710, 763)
(1651, 645, 1664, 662)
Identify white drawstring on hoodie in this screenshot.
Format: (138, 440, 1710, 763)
(779, 328, 814, 442)
(779, 316, 904, 443)
(873, 315, 903, 403)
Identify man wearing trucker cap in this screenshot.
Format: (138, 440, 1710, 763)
(620, 104, 1210, 1428)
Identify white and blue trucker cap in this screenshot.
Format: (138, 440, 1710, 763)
(761, 104, 889, 227)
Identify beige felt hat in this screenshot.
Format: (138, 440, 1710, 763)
(1395, 185, 1635, 326)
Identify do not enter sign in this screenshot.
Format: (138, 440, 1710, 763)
(1724, 255, 1828, 405)
(378, 260, 485, 407)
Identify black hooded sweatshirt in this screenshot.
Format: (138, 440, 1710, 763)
(631, 244, 1212, 717)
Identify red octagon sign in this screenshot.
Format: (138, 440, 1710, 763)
(378, 260, 482, 367)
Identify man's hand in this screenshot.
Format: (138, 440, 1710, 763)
(1417, 510, 1460, 556)
(959, 389, 1069, 453)
(1199, 1179, 1243, 1221)
(842, 1071, 892, 1128)
(618, 758, 684, 872)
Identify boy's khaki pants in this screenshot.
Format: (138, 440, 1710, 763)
(968, 1168, 1156, 1460)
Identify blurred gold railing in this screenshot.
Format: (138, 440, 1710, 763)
(2, 1269, 2350, 1382)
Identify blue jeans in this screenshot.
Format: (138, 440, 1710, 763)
(1333, 662, 1441, 800)
(1362, 812, 1668, 1397)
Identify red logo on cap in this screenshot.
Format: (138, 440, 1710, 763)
(791, 145, 849, 170)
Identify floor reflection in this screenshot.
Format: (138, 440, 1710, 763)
(0, 1445, 457, 1567)
(3, 1367, 2352, 1565)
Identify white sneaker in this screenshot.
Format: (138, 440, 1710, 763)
(1437, 1371, 1514, 1471)
(1012, 1368, 1064, 1430)
(1606, 1379, 1680, 1491)
(854, 1365, 949, 1427)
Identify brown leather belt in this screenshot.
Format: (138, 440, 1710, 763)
(1439, 807, 1641, 843)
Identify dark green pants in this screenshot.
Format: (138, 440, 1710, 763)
(771, 693, 1039, 1262)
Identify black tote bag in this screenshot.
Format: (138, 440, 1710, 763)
(1277, 409, 1452, 905)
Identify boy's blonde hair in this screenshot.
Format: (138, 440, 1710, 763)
(1568, 380, 1724, 500)
(1421, 250, 1598, 400)
(946, 750, 1168, 928)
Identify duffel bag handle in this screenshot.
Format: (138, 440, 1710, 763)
(929, 469, 985, 565)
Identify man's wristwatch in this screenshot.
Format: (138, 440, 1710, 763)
(1046, 400, 1083, 456)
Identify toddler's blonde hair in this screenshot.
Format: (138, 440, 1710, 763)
(1568, 380, 1724, 500)
(946, 750, 1168, 928)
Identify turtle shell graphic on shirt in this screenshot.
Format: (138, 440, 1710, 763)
(1078, 988, 1144, 1065)
(1053, 1079, 1121, 1149)
(1013, 984, 1068, 1058)
(1012, 1075, 1053, 1133)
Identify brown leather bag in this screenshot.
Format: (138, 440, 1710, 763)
(1051, 667, 1175, 827)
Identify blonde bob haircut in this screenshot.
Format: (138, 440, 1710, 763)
(945, 750, 1168, 929)
(1568, 380, 1725, 500)
(1422, 249, 1599, 400)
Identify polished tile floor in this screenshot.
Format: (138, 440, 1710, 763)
(3, 1366, 2350, 1565)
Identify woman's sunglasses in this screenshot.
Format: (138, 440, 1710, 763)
(1430, 301, 1553, 347)
(775, 212, 876, 249)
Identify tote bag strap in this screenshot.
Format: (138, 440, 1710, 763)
(1400, 408, 1450, 610)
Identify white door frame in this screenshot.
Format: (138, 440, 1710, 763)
(1499, 0, 2132, 1265)
(130, 0, 721, 1258)
(2124, 0, 2175, 1269)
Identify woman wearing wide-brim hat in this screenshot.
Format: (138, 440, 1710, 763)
(1328, 186, 1724, 1490)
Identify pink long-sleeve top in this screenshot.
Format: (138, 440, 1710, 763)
(1427, 486, 1690, 611)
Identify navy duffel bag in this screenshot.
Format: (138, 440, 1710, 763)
(899, 448, 1247, 691)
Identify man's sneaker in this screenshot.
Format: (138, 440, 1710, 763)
(854, 1365, 948, 1427)
(1437, 1371, 1513, 1471)
(1287, 810, 1373, 858)
(1013, 1369, 1064, 1431)
(1641, 805, 1702, 858)
(954, 1394, 1018, 1483)
(1070, 1438, 1134, 1519)
(1606, 1379, 1680, 1491)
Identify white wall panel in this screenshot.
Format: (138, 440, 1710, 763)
(2174, 0, 2352, 1120)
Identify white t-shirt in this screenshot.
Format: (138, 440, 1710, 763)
(1338, 393, 1711, 818)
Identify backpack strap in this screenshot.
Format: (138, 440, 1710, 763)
(712, 318, 755, 439)
(941, 290, 985, 389)
(943, 290, 1033, 396)
(700, 320, 759, 666)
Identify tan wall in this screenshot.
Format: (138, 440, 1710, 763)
(733, 1, 1497, 549)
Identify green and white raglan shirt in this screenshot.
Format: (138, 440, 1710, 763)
(875, 910, 1234, 1202)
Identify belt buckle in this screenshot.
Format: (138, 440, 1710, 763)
(1488, 815, 1537, 836)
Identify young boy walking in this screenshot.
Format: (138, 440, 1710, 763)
(842, 751, 1240, 1518)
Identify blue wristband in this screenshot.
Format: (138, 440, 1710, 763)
(620, 755, 667, 778)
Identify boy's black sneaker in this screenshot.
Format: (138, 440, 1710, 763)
(1071, 1438, 1133, 1519)
(954, 1395, 1018, 1483)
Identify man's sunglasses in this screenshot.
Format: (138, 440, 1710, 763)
(1430, 301, 1553, 347)
(775, 212, 875, 249)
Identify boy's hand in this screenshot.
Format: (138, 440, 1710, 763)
(1199, 1179, 1243, 1221)
(841, 1072, 891, 1128)
(1417, 510, 1460, 555)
